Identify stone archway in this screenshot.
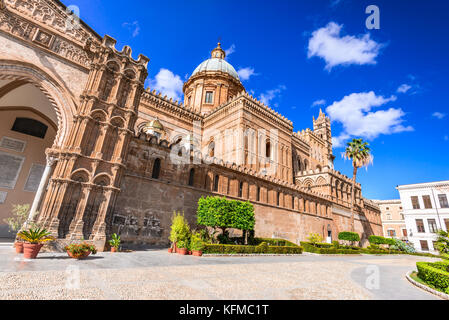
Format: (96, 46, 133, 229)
(0, 60, 77, 237)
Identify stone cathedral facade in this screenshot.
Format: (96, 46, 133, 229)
(0, 0, 381, 250)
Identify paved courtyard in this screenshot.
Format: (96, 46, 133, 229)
(0, 243, 442, 300)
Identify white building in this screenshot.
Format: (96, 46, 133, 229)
(396, 180, 449, 254)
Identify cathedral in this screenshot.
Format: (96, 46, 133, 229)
(0, 0, 382, 250)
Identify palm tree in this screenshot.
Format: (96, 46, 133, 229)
(343, 138, 373, 232)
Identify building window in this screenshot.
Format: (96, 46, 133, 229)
(428, 219, 438, 233)
(276, 192, 280, 206)
(265, 141, 271, 158)
(420, 240, 429, 251)
(256, 187, 260, 202)
(205, 91, 213, 104)
(400, 214, 404, 220)
(411, 196, 420, 209)
(386, 213, 392, 220)
(188, 168, 195, 186)
(422, 195, 432, 209)
(11, 117, 48, 139)
(445, 219, 449, 232)
(402, 229, 408, 237)
(151, 158, 161, 179)
(213, 175, 219, 192)
(386, 207, 389, 210)
(188, 96, 191, 106)
(438, 194, 449, 208)
(416, 219, 425, 233)
(387, 229, 396, 237)
(238, 182, 243, 198)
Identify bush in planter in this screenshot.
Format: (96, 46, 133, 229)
(169, 211, 191, 249)
(190, 232, 205, 252)
(338, 232, 360, 246)
(108, 233, 121, 252)
(17, 226, 55, 259)
(65, 242, 97, 259)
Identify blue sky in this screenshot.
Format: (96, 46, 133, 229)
(63, 0, 449, 200)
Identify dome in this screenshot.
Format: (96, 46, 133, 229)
(192, 58, 240, 80)
(141, 119, 164, 136)
(190, 42, 240, 81)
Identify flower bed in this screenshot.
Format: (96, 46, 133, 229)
(416, 261, 449, 294)
(203, 243, 303, 254)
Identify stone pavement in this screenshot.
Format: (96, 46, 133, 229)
(0, 245, 441, 300)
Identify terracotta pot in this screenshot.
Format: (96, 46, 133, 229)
(67, 250, 91, 259)
(192, 250, 202, 256)
(168, 248, 173, 253)
(23, 243, 43, 259)
(177, 248, 188, 255)
(15, 242, 24, 254)
(188, 250, 192, 255)
(111, 247, 117, 252)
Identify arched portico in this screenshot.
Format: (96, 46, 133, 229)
(0, 60, 76, 237)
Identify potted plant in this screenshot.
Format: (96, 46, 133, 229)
(65, 242, 97, 259)
(4, 204, 30, 253)
(190, 232, 205, 256)
(17, 226, 54, 259)
(176, 240, 188, 255)
(169, 211, 190, 254)
(108, 233, 120, 252)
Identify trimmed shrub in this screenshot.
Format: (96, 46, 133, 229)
(338, 232, 360, 244)
(203, 244, 303, 254)
(417, 261, 449, 293)
(307, 232, 323, 244)
(250, 238, 299, 247)
(368, 235, 395, 246)
(300, 242, 361, 254)
(332, 241, 340, 249)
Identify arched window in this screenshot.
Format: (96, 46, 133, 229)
(298, 159, 302, 171)
(188, 168, 195, 186)
(266, 141, 271, 158)
(12, 117, 48, 139)
(152, 158, 161, 179)
(239, 181, 243, 198)
(213, 174, 219, 192)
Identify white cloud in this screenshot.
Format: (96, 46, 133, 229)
(397, 84, 412, 94)
(122, 21, 140, 37)
(259, 85, 286, 106)
(225, 44, 235, 57)
(307, 22, 382, 70)
(148, 68, 183, 101)
(312, 99, 326, 107)
(326, 91, 413, 147)
(237, 67, 258, 81)
(432, 112, 446, 119)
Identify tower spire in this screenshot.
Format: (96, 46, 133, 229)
(211, 41, 226, 59)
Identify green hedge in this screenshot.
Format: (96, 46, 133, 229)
(368, 235, 395, 246)
(300, 242, 404, 255)
(203, 243, 303, 254)
(417, 261, 449, 293)
(252, 238, 299, 247)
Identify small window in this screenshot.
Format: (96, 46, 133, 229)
(438, 194, 449, 208)
(213, 175, 219, 192)
(422, 195, 432, 209)
(420, 240, 429, 251)
(151, 158, 161, 179)
(387, 229, 396, 237)
(416, 219, 425, 233)
(266, 141, 271, 158)
(188, 168, 195, 186)
(188, 96, 192, 106)
(256, 187, 260, 202)
(386, 213, 392, 220)
(238, 181, 243, 198)
(208, 141, 215, 157)
(276, 192, 280, 206)
(205, 91, 213, 104)
(411, 196, 420, 209)
(11, 117, 48, 139)
(428, 219, 438, 233)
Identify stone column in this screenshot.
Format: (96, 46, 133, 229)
(27, 156, 57, 224)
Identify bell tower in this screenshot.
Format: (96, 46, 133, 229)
(313, 109, 334, 166)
